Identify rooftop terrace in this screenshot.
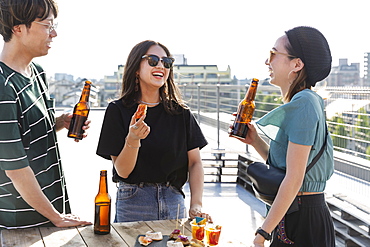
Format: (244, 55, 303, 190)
(57, 108, 370, 246)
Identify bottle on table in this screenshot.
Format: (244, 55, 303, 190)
(67, 80, 91, 140)
(94, 170, 111, 235)
(229, 78, 259, 138)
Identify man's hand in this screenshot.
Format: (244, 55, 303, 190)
(6, 167, 92, 227)
(51, 214, 92, 227)
(56, 113, 91, 142)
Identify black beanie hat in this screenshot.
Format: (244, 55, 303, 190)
(285, 26, 332, 87)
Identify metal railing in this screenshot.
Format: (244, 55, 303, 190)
(179, 83, 370, 205)
(180, 84, 370, 158)
(179, 83, 370, 246)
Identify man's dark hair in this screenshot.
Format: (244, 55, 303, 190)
(0, 0, 58, 42)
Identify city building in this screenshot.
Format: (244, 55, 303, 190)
(172, 54, 233, 85)
(61, 83, 99, 107)
(102, 64, 124, 104)
(173, 54, 187, 65)
(54, 73, 74, 82)
(364, 52, 370, 86)
(49, 74, 100, 107)
(50, 55, 368, 108)
(327, 58, 360, 86)
(99, 54, 235, 106)
(174, 64, 233, 85)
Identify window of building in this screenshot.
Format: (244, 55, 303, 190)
(207, 73, 218, 78)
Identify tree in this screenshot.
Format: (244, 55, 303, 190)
(366, 146, 370, 160)
(355, 108, 370, 140)
(255, 92, 282, 118)
(356, 107, 370, 158)
(330, 116, 348, 149)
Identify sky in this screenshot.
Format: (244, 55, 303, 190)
(26, 0, 370, 81)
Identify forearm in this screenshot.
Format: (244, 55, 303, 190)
(259, 142, 309, 234)
(251, 135, 269, 161)
(5, 167, 62, 223)
(188, 161, 204, 207)
(253, 179, 301, 245)
(112, 136, 141, 178)
(261, 177, 302, 233)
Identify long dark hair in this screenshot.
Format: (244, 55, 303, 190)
(284, 38, 309, 102)
(120, 40, 187, 114)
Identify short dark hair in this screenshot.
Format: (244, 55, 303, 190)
(120, 40, 187, 114)
(0, 0, 58, 42)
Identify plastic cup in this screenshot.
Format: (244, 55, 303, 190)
(190, 221, 205, 241)
(205, 225, 222, 246)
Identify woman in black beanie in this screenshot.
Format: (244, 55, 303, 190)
(233, 26, 335, 246)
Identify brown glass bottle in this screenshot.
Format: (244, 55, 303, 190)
(94, 170, 111, 235)
(229, 78, 259, 138)
(67, 80, 91, 140)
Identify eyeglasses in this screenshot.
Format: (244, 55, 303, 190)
(33, 21, 58, 33)
(141, 55, 174, 69)
(267, 50, 297, 63)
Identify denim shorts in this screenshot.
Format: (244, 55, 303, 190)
(114, 181, 186, 223)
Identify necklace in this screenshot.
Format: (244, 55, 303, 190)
(139, 100, 160, 106)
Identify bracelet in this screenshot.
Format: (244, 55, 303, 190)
(255, 227, 272, 241)
(125, 137, 141, 149)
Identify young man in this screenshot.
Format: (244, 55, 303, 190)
(0, 0, 91, 229)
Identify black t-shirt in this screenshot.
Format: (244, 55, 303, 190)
(96, 100, 208, 190)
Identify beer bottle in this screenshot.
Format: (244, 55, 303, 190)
(67, 80, 91, 140)
(229, 78, 259, 138)
(94, 170, 111, 235)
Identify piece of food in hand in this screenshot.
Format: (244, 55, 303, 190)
(167, 240, 184, 247)
(190, 239, 205, 247)
(135, 104, 147, 120)
(145, 230, 163, 241)
(169, 229, 181, 240)
(175, 235, 190, 246)
(138, 236, 153, 246)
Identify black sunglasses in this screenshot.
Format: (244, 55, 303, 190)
(141, 54, 174, 69)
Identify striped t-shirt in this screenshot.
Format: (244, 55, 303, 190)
(0, 62, 71, 229)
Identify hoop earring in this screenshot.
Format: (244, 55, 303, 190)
(135, 76, 139, 92)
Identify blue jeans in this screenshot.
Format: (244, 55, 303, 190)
(114, 182, 186, 222)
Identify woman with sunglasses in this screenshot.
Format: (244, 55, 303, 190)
(96, 40, 211, 223)
(232, 27, 335, 246)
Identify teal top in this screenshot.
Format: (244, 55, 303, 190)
(256, 89, 334, 192)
